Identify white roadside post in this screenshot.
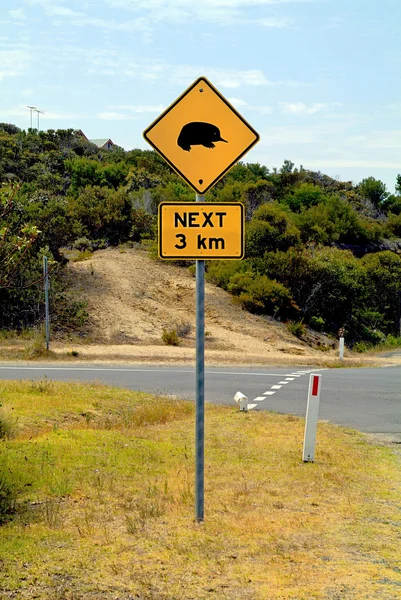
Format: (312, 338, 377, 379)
(338, 327, 345, 361)
(339, 337, 344, 360)
(234, 391, 248, 412)
(303, 374, 322, 462)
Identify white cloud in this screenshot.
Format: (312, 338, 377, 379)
(98, 111, 129, 121)
(280, 102, 342, 115)
(259, 17, 292, 27)
(3, 106, 86, 120)
(345, 131, 401, 150)
(227, 97, 248, 107)
(254, 121, 401, 176)
(308, 159, 401, 169)
(45, 6, 84, 17)
(43, 110, 86, 120)
(1, 107, 29, 118)
(23, 0, 308, 32)
(261, 125, 321, 145)
(72, 16, 151, 33)
(9, 9, 26, 20)
(0, 50, 31, 80)
(227, 97, 273, 113)
(111, 104, 166, 113)
(85, 52, 287, 88)
(167, 66, 273, 88)
(98, 104, 168, 120)
(105, 0, 315, 25)
(384, 103, 401, 117)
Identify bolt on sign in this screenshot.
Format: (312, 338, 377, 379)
(143, 76, 260, 195)
(159, 202, 244, 259)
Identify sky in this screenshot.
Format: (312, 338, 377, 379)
(1, 0, 400, 192)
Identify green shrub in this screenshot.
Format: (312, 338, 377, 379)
(50, 294, 89, 333)
(205, 260, 244, 290)
(129, 208, 155, 242)
(353, 341, 371, 353)
(228, 272, 298, 318)
(0, 405, 17, 440)
(309, 316, 325, 331)
(382, 335, 401, 348)
(0, 461, 18, 524)
(283, 182, 325, 212)
(246, 202, 300, 256)
(72, 237, 92, 251)
(286, 321, 306, 338)
(384, 213, 401, 237)
(161, 329, 180, 346)
(23, 327, 49, 358)
(70, 249, 93, 262)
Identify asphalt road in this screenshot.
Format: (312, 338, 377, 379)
(0, 363, 399, 433)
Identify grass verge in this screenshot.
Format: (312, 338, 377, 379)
(0, 380, 400, 599)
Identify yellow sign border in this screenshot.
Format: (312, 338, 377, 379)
(158, 202, 245, 260)
(143, 76, 260, 195)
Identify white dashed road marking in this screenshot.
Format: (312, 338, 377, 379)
(247, 367, 328, 410)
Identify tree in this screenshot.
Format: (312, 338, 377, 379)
(0, 184, 41, 289)
(295, 195, 382, 245)
(227, 272, 298, 318)
(67, 186, 133, 244)
(395, 174, 401, 196)
(358, 177, 389, 207)
(280, 159, 295, 173)
(360, 251, 401, 336)
(283, 182, 325, 213)
(246, 202, 300, 257)
(246, 162, 269, 179)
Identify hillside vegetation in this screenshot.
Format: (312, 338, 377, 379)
(1, 123, 401, 350)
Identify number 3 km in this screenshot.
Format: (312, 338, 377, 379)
(175, 234, 187, 249)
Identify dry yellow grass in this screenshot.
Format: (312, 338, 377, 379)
(0, 380, 400, 599)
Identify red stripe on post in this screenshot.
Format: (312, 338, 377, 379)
(311, 375, 319, 396)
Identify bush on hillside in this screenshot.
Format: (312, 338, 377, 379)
(246, 202, 300, 257)
(161, 329, 180, 346)
(227, 272, 298, 318)
(205, 260, 245, 290)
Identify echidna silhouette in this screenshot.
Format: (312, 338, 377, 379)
(177, 122, 228, 152)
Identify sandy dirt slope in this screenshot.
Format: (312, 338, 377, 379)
(60, 246, 392, 367)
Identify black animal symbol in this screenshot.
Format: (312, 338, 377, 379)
(177, 122, 228, 152)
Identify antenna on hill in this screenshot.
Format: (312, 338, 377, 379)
(35, 109, 44, 132)
(27, 106, 37, 129)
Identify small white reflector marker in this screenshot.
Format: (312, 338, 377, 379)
(234, 391, 248, 412)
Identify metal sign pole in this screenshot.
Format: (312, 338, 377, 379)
(195, 193, 205, 522)
(43, 256, 50, 351)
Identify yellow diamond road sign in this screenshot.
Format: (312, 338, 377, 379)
(159, 202, 244, 259)
(143, 77, 260, 195)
